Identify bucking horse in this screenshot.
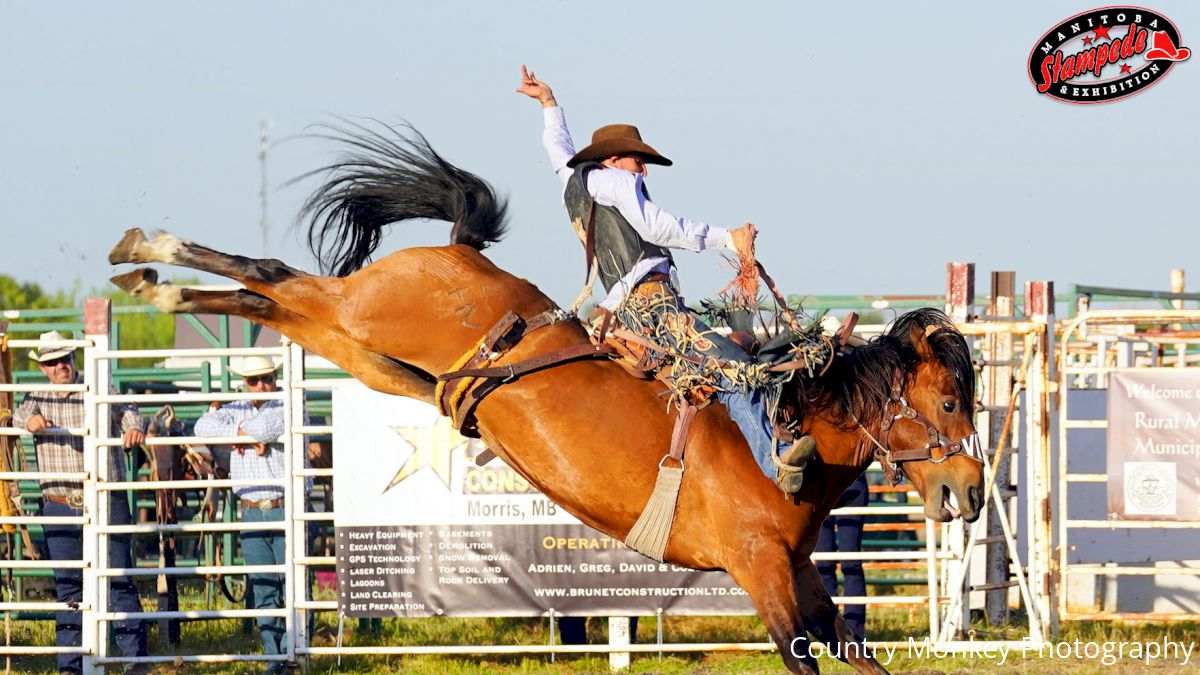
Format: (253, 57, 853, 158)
(107, 124, 984, 674)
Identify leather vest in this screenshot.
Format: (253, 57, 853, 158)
(564, 162, 674, 293)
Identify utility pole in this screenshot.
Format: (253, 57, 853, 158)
(259, 119, 271, 257)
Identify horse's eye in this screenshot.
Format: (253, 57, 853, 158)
(942, 401, 956, 413)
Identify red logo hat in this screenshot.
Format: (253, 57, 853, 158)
(1145, 30, 1191, 62)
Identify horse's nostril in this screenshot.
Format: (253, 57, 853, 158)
(969, 485, 982, 512)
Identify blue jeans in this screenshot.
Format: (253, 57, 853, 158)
(617, 280, 785, 481)
(43, 494, 146, 673)
(240, 505, 287, 661)
(717, 386, 786, 481)
(816, 474, 869, 639)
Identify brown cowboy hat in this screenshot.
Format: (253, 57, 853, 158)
(567, 124, 673, 168)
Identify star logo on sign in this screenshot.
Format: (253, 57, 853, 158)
(1084, 36, 1094, 46)
(1094, 25, 1112, 41)
(382, 416, 469, 493)
(1120, 63, 1132, 74)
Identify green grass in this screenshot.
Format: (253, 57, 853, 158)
(4, 584, 1198, 673)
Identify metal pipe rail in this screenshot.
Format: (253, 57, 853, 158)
(1068, 565, 1200, 575)
(298, 639, 1037, 657)
(0, 426, 87, 436)
(96, 434, 263, 446)
(0, 471, 89, 481)
(0, 602, 89, 612)
(0, 515, 88, 525)
(97, 477, 286, 491)
(0, 383, 86, 393)
(95, 654, 285, 665)
(92, 347, 286, 360)
(0, 560, 87, 569)
(95, 391, 284, 405)
(99, 521, 287, 534)
(98, 564, 285, 577)
(101, 609, 288, 621)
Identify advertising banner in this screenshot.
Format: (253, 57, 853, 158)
(1107, 371, 1200, 520)
(332, 382, 754, 617)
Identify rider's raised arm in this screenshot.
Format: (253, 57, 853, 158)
(541, 107, 576, 187)
(516, 65, 574, 186)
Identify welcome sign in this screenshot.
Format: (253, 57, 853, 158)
(1107, 371, 1200, 520)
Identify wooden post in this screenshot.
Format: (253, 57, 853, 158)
(1171, 269, 1186, 367)
(984, 272, 1015, 625)
(945, 263, 975, 324)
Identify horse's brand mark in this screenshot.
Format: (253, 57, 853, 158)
(1028, 6, 1189, 104)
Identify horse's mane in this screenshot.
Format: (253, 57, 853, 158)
(297, 120, 509, 277)
(793, 308, 975, 431)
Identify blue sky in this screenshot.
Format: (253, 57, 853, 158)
(1, 1, 1197, 308)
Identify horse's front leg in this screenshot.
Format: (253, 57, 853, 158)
(793, 560, 889, 675)
(729, 551, 819, 674)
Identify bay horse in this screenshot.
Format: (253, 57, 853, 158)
(107, 126, 984, 674)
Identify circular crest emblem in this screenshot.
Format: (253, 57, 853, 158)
(1124, 461, 1176, 515)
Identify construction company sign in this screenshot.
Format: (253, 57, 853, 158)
(331, 382, 751, 618)
(1107, 371, 1200, 520)
(1028, 6, 1189, 104)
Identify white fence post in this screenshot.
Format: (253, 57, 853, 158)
(279, 337, 295, 669)
(1025, 281, 1055, 642)
(82, 298, 111, 675)
(608, 616, 631, 671)
(287, 339, 310, 669)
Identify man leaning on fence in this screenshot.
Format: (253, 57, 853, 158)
(12, 331, 148, 675)
(194, 356, 301, 674)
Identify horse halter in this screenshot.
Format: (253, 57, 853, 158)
(856, 384, 982, 486)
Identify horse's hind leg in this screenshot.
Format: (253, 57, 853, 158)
(730, 553, 819, 674)
(110, 229, 352, 328)
(110, 268, 435, 403)
(793, 560, 888, 675)
(109, 228, 306, 284)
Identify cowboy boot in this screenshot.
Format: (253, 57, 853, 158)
(773, 435, 816, 493)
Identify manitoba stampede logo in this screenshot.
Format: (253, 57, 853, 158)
(1029, 6, 1190, 104)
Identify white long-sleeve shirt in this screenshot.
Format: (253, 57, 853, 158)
(541, 107, 734, 309)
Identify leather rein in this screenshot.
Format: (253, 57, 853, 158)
(854, 384, 981, 486)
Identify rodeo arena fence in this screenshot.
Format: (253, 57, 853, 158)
(0, 264, 1197, 673)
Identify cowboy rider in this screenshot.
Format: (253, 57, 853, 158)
(517, 65, 815, 493)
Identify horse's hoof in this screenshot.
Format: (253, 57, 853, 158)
(108, 228, 148, 264)
(110, 267, 158, 295)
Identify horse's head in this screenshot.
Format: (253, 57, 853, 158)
(875, 311, 985, 522)
(797, 308, 985, 523)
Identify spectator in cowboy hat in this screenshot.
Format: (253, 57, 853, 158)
(194, 355, 306, 673)
(12, 330, 148, 674)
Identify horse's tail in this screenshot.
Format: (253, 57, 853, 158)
(298, 120, 509, 277)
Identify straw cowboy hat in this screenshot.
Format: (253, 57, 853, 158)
(27, 330, 76, 364)
(566, 124, 673, 168)
(230, 356, 279, 378)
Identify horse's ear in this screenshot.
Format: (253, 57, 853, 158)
(908, 323, 939, 360)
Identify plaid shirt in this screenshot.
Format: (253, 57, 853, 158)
(193, 400, 308, 502)
(12, 374, 144, 499)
